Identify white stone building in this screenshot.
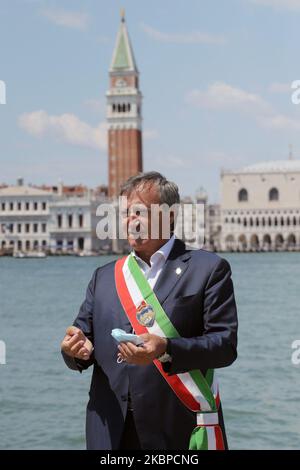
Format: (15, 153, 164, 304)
(175, 188, 208, 250)
(207, 204, 222, 252)
(0, 182, 52, 253)
(0, 180, 105, 255)
(49, 195, 97, 254)
(220, 160, 300, 251)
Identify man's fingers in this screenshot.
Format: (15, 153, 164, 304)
(126, 342, 140, 354)
(118, 342, 144, 359)
(61, 334, 86, 356)
(70, 340, 85, 354)
(122, 343, 137, 356)
(66, 334, 81, 348)
(76, 347, 91, 360)
(118, 343, 131, 357)
(66, 326, 82, 337)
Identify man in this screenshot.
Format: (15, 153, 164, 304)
(61, 171, 238, 450)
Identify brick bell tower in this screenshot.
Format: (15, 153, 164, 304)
(106, 10, 143, 199)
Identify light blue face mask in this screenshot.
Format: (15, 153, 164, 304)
(111, 328, 144, 346)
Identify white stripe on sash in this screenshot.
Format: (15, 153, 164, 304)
(207, 427, 217, 450)
(197, 412, 218, 426)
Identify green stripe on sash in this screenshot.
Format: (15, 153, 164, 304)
(128, 254, 216, 411)
(189, 426, 208, 450)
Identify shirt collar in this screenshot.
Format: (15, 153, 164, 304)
(132, 234, 176, 266)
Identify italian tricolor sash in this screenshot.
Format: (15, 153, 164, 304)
(115, 254, 225, 450)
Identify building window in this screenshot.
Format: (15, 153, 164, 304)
(26, 202, 30, 210)
(25, 240, 30, 250)
(79, 214, 83, 228)
(18, 224, 21, 233)
(112, 104, 116, 112)
(269, 187, 279, 201)
(1, 202, 5, 211)
(42, 202, 47, 210)
(10, 202, 14, 211)
(57, 214, 62, 228)
(25, 223, 30, 233)
(238, 188, 248, 202)
(57, 240, 63, 250)
(42, 223, 46, 233)
(18, 202, 21, 210)
(34, 202, 38, 210)
(68, 214, 73, 228)
(78, 237, 85, 251)
(33, 223, 38, 233)
(42, 240, 47, 248)
(18, 240, 22, 250)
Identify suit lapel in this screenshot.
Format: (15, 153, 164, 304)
(153, 238, 191, 305)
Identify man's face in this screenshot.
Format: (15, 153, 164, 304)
(121, 184, 167, 253)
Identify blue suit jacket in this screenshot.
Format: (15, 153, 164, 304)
(62, 239, 238, 450)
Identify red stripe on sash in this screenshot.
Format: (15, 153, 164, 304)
(214, 426, 225, 450)
(115, 257, 201, 412)
(215, 390, 220, 409)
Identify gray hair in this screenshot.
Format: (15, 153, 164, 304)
(119, 171, 180, 206)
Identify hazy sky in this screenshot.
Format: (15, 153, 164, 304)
(1, 0, 300, 202)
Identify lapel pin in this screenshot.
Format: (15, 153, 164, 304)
(175, 267, 182, 275)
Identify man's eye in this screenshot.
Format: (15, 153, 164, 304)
(136, 210, 140, 216)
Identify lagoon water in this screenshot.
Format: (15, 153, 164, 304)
(0, 253, 300, 449)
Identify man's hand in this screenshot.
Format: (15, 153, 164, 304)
(61, 326, 93, 361)
(118, 333, 167, 365)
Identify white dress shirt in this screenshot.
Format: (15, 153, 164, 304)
(132, 235, 175, 289)
(130, 236, 175, 367)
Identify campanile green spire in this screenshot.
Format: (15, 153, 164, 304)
(110, 9, 138, 72)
